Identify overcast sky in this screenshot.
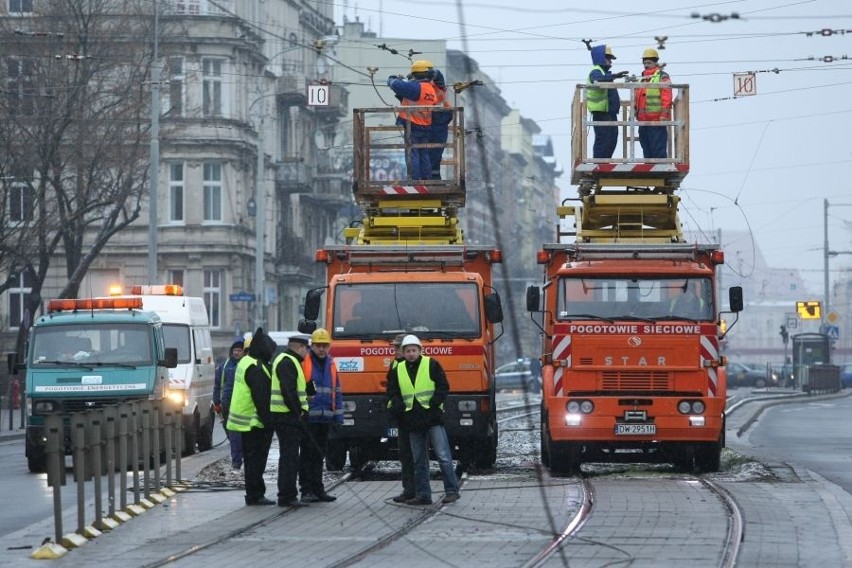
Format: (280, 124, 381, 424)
(334, 0, 852, 295)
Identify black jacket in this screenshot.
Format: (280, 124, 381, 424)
(386, 355, 449, 431)
(272, 347, 305, 422)
(245, 329, 276, 428)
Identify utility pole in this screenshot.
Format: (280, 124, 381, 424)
(147, 1, 160, 284)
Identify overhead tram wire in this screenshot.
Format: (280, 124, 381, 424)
(452, 0, 568, 564)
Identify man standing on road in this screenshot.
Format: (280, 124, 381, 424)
(387, 334, 460, 505)
(271, 334, 311, 508)
(386, 333, 415, 502)
(299, 328, 343, 503)
(213, 338, 244, 470)
(227, 328, 276, 505)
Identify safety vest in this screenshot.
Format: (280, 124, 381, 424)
(397, 356, 436, 411)
(226, 355, 268, 431)
(302, 353, 342, 420)
(636, 68, 670, 121)
(399, 81, 437, 126)
(587, 65, 610, 113)
(272, 352, 308, 413)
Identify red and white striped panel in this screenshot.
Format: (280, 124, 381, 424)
(700, 334, 720, 397)
(552, 334, 572, 397)
(380, 185, 429, 195)
(574, 163, 689, 174)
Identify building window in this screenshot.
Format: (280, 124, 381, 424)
(6, 57, 35, 115)
(169, 269, 184, 287)
(203, 270, 221, 328)
(169, 162, 184, 222)
(8, 0, 33, 14)
(174, 0, 200, 15)
(8, 269, 33, 329)
(7, 181, 34, 223)
(202, 162, 222, 222)
(202, 58, 223, 118)
(166, 57, 184, 116)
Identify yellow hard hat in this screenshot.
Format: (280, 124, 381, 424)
(410, 59, 434, 73)
(311, 328, 331, 344)
(243, 336, 252, 349)
(604, 46, 616, 60)
(642, 48, 659, 60)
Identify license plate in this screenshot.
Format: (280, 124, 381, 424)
(615, 424, 656, 435)
(386, 427, 398, 437)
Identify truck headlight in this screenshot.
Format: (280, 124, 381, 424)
(166, 390, 186, 407)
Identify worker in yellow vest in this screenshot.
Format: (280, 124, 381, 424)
(386, 333, 415, 503)
(226, 328, 277, 506)
(386, 334, 460, 505)
(270, 334, 311, 508)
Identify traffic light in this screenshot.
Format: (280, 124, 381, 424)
(780, 325, 789, 345)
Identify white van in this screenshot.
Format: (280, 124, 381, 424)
(112, 285, 216, 454)
(266, 330, 305, 358)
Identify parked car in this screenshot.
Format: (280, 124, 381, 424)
(726, 362, 777, 388)
(841, 363, 852, 389)
(495, 359, 542, 393)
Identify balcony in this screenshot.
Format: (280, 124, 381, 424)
(310, 83, 349, 119)
(277, 73, 307, 106)
(275, 160, 312, 194)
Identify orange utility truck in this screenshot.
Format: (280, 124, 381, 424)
(299, 107, 504, 470)
(527, 82, 742, 474)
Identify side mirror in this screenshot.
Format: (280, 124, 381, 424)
(7, 352, 21, 375)
(484, 293, 504, 324)
(526, 285, 541, 312)
(303, 288, 325, 321)
(729, 286, 743, 313)
(161, 347, 178, 369)
(298, 319, 317, 334)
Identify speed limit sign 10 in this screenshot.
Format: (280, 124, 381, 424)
(733, 72, 756, 97)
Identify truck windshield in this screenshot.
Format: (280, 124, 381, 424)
(557, 276, 714, 321)
(333, 282, 481, 339)
(31, 323, 154, 366)
(162, 324, 192, 364)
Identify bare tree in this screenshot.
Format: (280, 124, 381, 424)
(0, 0, 158, 355)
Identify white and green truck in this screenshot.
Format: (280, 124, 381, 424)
(12, 296, 177, 473)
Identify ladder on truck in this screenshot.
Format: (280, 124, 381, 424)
(345, 107, 466, 245)
(559, 82, 690, 244)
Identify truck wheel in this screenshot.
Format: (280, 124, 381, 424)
(695, 440, 722, 473)
(540, 412, 551, 467)
(183, 416, 197, 456)
(197, 410, 214, 452)
(325, 439, 347, 471)
(27, 452, 47, 473)
(473, 428, 498, 469)
(549, 444, 581, 477)
(349, 446, 367, 471)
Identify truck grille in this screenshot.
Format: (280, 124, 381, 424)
(60, 398, 124, 413)
(601, 370, 671, 391)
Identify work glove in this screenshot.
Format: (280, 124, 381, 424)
(387, 75, 400, 86)
(213, 403, 222, 414)
(613, 71, 630, 79)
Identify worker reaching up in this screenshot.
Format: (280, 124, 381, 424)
(387, 60, 438, 180)
(635, 48, 672, 159)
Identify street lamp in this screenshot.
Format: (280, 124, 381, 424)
(823, 199, 852, 330)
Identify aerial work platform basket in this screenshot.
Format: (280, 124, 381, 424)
(559, 83, 692, 244)
(347, 107, 467, 245)
(570, 82, 690, 192)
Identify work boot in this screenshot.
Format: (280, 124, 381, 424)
(441, 493, 460, 504)
(279, 498, 309, 508)
(405, 496, 432, 506)
(392, 493, 414, 503)
(301, 493, 321, 503)
(316, 492, 337, 502)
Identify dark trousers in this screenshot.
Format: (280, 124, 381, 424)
(221, 409, 243, 466)
(591, 111, 618, 158)
(241, 427, 273, 503)
(638, 125, 668, 159)
(398, 426, 415, 498)
(272, 416, 303, 503)
(405, 127, 431, 180)
(428, 126, 449, 180)
(299, 422, 330, 496)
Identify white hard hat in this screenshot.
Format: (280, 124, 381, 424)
(401, 334, 422, 348)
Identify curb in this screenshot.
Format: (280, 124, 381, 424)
(731, 389, 852, 437)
